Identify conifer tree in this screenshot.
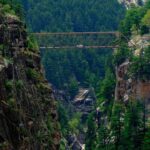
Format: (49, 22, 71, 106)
(85, 112, 97, 150)
(143, 128, 150, 150)
(111, 103, 123, 150)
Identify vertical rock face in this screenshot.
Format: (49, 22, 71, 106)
(0, 14, 60, 149)
(115, 60, 150, 119)
(115, 60, 130, 102)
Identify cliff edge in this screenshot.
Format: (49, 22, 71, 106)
(0, 5, 60, 150)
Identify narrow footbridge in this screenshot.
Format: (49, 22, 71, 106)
(30, 31, 127, 49)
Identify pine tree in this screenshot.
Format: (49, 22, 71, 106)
(85, 112, 97, 150)
(143, 128, 150, 150)
(111, 102, 123, 150)
(96, 126, 109, 150)
(122, 101, 144, 150)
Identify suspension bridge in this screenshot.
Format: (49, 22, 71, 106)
(32, 31, 120, 36)
(30, 31, 124, 49)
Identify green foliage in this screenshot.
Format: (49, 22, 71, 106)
(68, 112, 81, 133)
(20, 0, 125, 32)
(111, 102, 124, 150)
(142, 9, 150, 27)
(85, 112, 96, 150)
(16, 80, 23, 89)
(57, 102, 69, 136)
(5, 80, 13, 91)
(98, 67, 115, 101)
(36, 114, 54, 148)
(59, 138, 67, 150)
(0, 0, 24, 18)
(96, 126, 109, 150)
(119, 6, 146, 36)
(129, 47, 150, 80)
(42, 49, 112, 92)
(26, 68, 41, 81)
(1, 4, 15, 15)
(27, 35, 39, 52)
(121, 101, 145, 150)
(46, 115, 54, 134)
(68, 77, 79, 98)
(7, 98, 16, 107)
(113, 43, 130, 66)
(0, 44, 4, 55)
(88, 2, 150, 149)
(119, 0, 150, 36)
(85, 100, 150, 150)
(140, 25, 149, 35)
(0, 44, 3, 49)
(143, 128, 150, 150)
(96, 57, 116, 120)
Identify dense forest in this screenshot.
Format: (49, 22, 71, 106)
(85, 1, 150, 149)
(16, 0, 126, 97)
(21, 0, 125, 32)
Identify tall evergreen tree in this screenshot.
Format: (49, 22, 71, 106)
(85, 112, 97, 150)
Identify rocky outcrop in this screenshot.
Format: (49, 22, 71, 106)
(128, 34, 150, 56)
(67, 134, 83, 150)
(115, 59, 150, 119)
(115, 60, 130, 102)
(115, 59, 150, 100)
(0, 12, 60, 150)
(73, 88, 96, 122)
(118, 0, 146, 8)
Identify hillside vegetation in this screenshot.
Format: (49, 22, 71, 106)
(85, 1, 150, 149)
(21, 0, 125, 32)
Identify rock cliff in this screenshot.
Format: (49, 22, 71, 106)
(115, 32, 150, 122)
(0, 9, 60, 150)
(118, 0, 146, 8)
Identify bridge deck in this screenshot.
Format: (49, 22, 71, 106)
(31, 31, 120, 36)
(31, 31, 121, 49)
(40, 45, 119, 49)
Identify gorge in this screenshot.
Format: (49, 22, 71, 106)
(0, 0, 150, 150)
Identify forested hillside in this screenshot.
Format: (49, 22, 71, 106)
(21, 0, 125, 32)
(85, 1, 150, 149)
(19, 0, 125, 96)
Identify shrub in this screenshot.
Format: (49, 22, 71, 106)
(27, 35, 39, 52)
(140, 25, 149, 35)
(26, 68, 41, 81)
(5, 80, 13, 91)
(129, 47, 150, 80)
(1, 4, 15, 15)
(16, 80, 23, 89)
(68, 112, 81, 133)
(113, 43, 130, 66)
(7, 98, 16, 107)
